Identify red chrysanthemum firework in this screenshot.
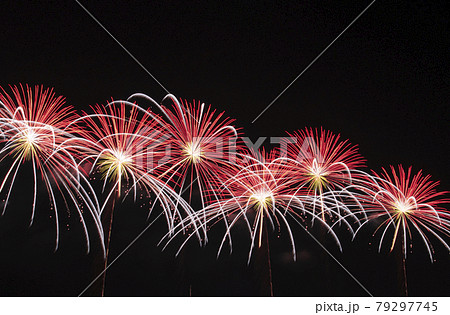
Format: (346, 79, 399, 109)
(356, 165, 450, 261)
(0, 84, 103, 251)
(74, 100, 195, 230)
(129, 93, 241, 208)
(281, 127, 366, 220)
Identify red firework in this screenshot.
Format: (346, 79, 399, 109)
(281, 127, 366, 220)
(355, 165, 450, 261)
(129, 93, 241, 208)
(0, 84, 103, 252)
(74, 100, 195, 228)
(0, 84, 75, 131)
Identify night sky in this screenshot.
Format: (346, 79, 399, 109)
(0, 1, 449, 296)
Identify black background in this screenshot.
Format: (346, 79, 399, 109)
(0, 1, 448, 296)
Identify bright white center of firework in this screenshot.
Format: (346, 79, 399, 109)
(308, 165, 328, 189)
(395, 201, 411, 213)
(25, 130, 37, 145)
(114, 151, 131, 165)
(310, 163, 326, 178)
(184, 141, 202, 163)
(251, 191, 273, 206)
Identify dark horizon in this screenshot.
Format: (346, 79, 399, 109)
(0, 1, 449, 296)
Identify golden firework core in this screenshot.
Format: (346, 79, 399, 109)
(308, 164, 328, 190)
(98, 150, 132, 182)
(394, 201, 411, 214)
(251, 191, 273, 209)
(184, 141, 202, 163)
(17, 128, 39, 159)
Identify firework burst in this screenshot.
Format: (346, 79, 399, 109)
(128, 93, 240, 209)
(354, 165, 450, 261)
(73, 100, 196, 231)
(281, 127, 366, 223)
(0, 84, 103, 252)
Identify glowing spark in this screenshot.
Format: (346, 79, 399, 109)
(98, 150, 132, 181)
(25, 129, 37, 145)
(307, 160, 329, 191)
